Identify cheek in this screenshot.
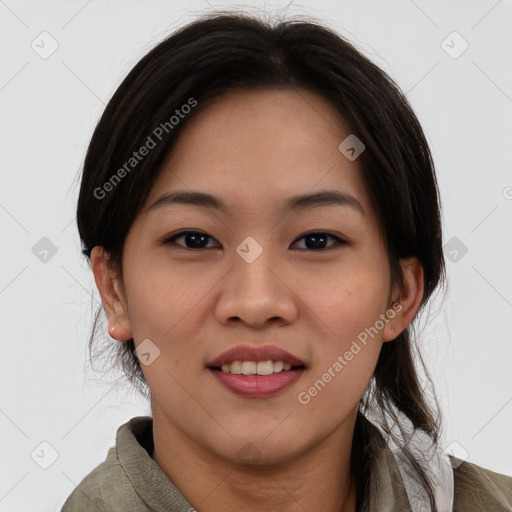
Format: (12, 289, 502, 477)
(121, 257, 217, 390)
(296, 259, 389, 399)
(122, 251, 202, 338)
(297, 345, 378, 424)
(301, 261, 390, 336)
(298, 280, 387, 415)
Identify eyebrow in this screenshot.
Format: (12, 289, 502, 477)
(145, 189, 364, 215)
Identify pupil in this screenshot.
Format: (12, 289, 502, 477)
(305, 233, 327, 249)
(187, 233, 208, 248)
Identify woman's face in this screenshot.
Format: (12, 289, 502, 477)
(97, 87, 418, 465)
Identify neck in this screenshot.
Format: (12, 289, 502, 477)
(151, 404, 359, 512)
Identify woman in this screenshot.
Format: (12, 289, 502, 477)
(61, 10, 512, 512)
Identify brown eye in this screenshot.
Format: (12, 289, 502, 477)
(163, 230, 347, 251)
(163, 231, 220, 249)
(291, 232, 346, 251)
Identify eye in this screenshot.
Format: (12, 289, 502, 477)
(163, 230, 220, 250)
(291, 231, 347, 251)
(163, 230, 346, 251)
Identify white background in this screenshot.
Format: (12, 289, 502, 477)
(0, 0, 511, 510)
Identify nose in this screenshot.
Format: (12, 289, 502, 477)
(214, 241, 298, 329)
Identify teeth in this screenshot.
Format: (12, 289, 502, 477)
(229, 361, 242, 374)
(242, 361, 257, 375)
(274, 361, 284, 372)
(219, 360, 296, 375)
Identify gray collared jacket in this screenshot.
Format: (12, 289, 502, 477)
(61, 415, 512, 511)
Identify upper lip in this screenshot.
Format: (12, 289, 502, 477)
(207, 344, 306, 368)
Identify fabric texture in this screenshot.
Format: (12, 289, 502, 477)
(362, 408, 455, 511)
(61, 415, 512, 512)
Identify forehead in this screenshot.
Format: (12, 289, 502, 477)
(144, 88, 374, 222)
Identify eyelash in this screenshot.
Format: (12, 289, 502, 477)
(162, 230, 347, 251)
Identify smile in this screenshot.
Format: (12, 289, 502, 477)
(213, 360, 304, 375)
(208, 365, 306, 398)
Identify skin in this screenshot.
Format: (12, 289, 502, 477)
(91, 87, 424, 512)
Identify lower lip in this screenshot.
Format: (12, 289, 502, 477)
(208, 368, 306, 398)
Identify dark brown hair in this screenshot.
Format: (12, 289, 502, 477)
(76, 10, 446, 510)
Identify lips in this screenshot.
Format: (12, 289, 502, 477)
(206, 344, 306, 369)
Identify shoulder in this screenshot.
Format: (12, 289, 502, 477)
(452, 457, 512, 511)
(60, 432, 149, 511)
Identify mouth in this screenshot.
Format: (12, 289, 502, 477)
(206, 343, 307, 372)
(205, 344, 308, 398)
(207, 364, 306, 398)
(208, 361, 306, 375)
(206, 344, 307, 397)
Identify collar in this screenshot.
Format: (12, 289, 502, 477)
(359, 412, 454, 511)
(116, 415, 195, 511)
(115, 414, 452, 511)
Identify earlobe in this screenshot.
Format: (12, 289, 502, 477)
(91, 246, 133, 341)
(107, 322, 132, 341)
(382, 257, 424, 342)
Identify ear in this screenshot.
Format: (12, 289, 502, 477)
(382, 256, 424, 342)
(90, 246, 133, 341)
